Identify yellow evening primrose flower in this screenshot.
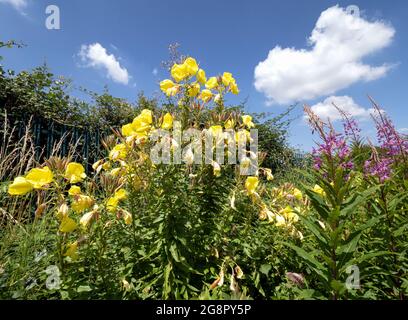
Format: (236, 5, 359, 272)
(159, 79, 176, 95)
(64, 241, 78, 260)
(130, 109, 153, 137)
(80, 210, 95, 229)
(171, 63, 189, 82)
(123, 210, 132, 225)
(8, 177, 34, 195)
(107, 197, 119, 212)
(59, 215, 77, 233)
(242, 115, 255, 129)
(200, 89, 213, 103)
(68, 185, 81, 196)
(224, 119, 235, 129)
(313, 184, 326, 196)
(65, 163, 86, 184)
(280, 206, 299, 223)
(25, 166, 53, 189)
(121, 123, 134, 137)
(140, 109, 153, 124)
(72, 195, 94, 213)
(212, 161, 221, 177)
(209, 125, 223, 137)
(275, 214, 286, 227)
(293, 188, 303, 200)
(184, 57, 199, 76)
(197, 69, 207, 84)
(161, 113, 173, 130)
(245, 176, 259, 195)
(235, 130, 251, 144)
(205, 77, 218, 90)
(56, 203, 69, 220)
(114, 188, 128, 201)
(222, 72, 234, 86)
(109, 168, 122, 177)
(230, 80, 239, 95)
(187, 82, 200, 97)
(264, 168, 274, 181)
(109, 143, 128, 161)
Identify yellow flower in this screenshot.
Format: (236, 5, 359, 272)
(187, 82, 200, 97)
(72, 195, 94, 213)
(245, 176, 259, 195)
(205, 77, 218, 90)
(242, 115, 255, 129)
(109, 168, 122, 176)
(56, 203, 69, 220)
(161, 112, 173, 130)
(102, 162, 111, 170)
(212, 161, 221, 177)
(130, 109, 153, 137)
(80, 208, 96, 229)
(65, 163, 86, 184)
(235, 130, 251, 144)
(313, 184, 325, 196)
(197, 69, 207, 84)
(92, 160, 103, 173)
(109, 143, 128, 161)
(224, 119, 235, 130)
(222, 72, 234, 86)
(260, 205, 275, 222)
(160, 79, 175, 93)
(230, 80, 239, 94)
(140, 109, 153, 124)
(8, 177, 34, 195)
(68, 185, 81, 196)
(123, 210, 132, 225)
(184, 57, 199, 76)
(200, 89, 213, 102)
(59, 215, 77, 233)
(293, 188, 303, 200)
(209, 125, 223, 137)
(275, 214, 286, 227)
(114, 188, 128, 201)
(171, 63, 189, 82)
(264, 168, 274, 181)
(280, 206, 299, 223)
(64, 241, 78, 260)
(107, 197, 119, 212)
(25, 166, 53, 189)
(121, 123, 134, 137)
(107, 189, 127, 212)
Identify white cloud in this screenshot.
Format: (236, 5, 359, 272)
(399, 128, 408, 133)
(254, 5, 395, 105)
(308, 95, 376, 121)
(0, 0, 27, 9)
(79, 43, 130, 85)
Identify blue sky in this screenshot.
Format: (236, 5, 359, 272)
(1, 0, 407, 151)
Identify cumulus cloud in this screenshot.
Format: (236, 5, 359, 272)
(254, 5, 395, 105)
(308, 95, 377, 122)
(0, 0, 27, 9)
(79, 43, 130, 85)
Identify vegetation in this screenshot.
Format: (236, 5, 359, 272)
(0, 44, 407, 300)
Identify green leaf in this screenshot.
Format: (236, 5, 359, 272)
(77, 285, 92, 293)
(282, 242, 328, 283)
(259, 264, 271, 276)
